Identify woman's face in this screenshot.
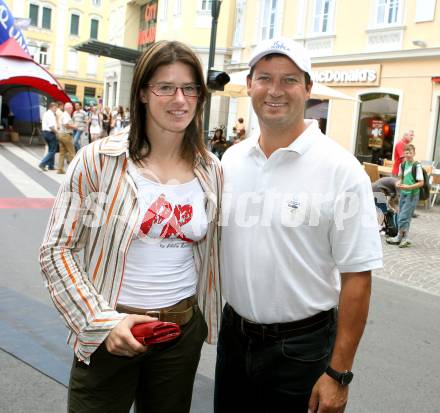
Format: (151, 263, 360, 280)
(141, 62, 199, 137)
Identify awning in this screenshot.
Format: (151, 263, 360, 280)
(68, 94, 80, 103)
(74, 39, 141, 63)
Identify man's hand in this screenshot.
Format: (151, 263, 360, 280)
(308, 373, 348, 413)
(105, 314, 157, 357)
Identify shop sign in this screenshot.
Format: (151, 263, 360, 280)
(138, 0, 158, 49)
(311, 64, 381, 87)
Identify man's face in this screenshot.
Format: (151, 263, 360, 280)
(246, 55, 312, 131)
(64, 103, 73, 114)
(404, 148, 415, 162)
(404, 130, 414, 142)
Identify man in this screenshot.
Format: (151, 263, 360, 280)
(72, 102, 88, 151)
(57, 102, 76, 174)
(386, 144, 424, 248)
(215, 38, 383, 413)
(392, 129, 414, 176)
(38, 102, 58, 171)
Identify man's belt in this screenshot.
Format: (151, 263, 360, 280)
(227, 304, 336, 340)
(116, 295, 197, 326)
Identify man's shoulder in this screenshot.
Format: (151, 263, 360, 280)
(221, 139, 252, 166)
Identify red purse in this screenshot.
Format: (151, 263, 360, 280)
(131, 321, 181, 345)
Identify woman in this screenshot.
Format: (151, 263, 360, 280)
(101, 106, 112, 137)
(113, 105, 126, 132)
(88, 105, 102, 141)
(211, 128, 228, 160)
(39, 40, 222, 413)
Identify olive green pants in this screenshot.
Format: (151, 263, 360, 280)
(68, 308, 207, 413)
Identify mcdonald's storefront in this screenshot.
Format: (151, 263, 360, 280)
(310, 52, 440, 166)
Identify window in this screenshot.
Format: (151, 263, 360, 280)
(92, 0, 102, 6)
(70, 14, 80, 36)
(87, 55, 97, 75)
(200, 0, 213, 11)
(65, 84, 77, 95)
(39, 46, 48, 65)
(260, 0, 279, 40)
(375, 0, 400, 25)
(29, 3, 52, 29)
(415, 0, 435, 22)
(313, 0, 333, 33)
(68, 49, 78, 72)
(159, 0, 168, 19)
(84, 87, 96, 97)
(233, 0, 245, 46)
(174, 0, 182, 16)
(29, 4, 39, 26)
(42, 7, 51, 29)
(90, 19, 99, 39)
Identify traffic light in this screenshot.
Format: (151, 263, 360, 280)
(207, 69, 230, 91)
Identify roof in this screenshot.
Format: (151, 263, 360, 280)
(74, 40, 141, 63)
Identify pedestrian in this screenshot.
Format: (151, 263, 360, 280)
(392, 129, 414, 176)
(215, 37, 383, 413)
(72, 102, 88, 152)
(38, 102, 58, 171)
(57, 102, 76, 174)
(39, 40, 222, 413)
(386, 143, 423, 248)
(372, 176, 399, 215)
(211, 128, 228, 159)
(113, 105, 125, 132)
(372, 176, 399, 233)
(88, 105, 102, 141)
(101, 106, 112, 137)
(236, 117, 246, 139)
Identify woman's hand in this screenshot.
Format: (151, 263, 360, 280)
(105, 314, 157, 357)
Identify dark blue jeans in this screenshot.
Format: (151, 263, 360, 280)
(40, 131, 57, 169)
(214, 304, 336, 413)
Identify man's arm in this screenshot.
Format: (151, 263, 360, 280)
(308, 271, 372, 413)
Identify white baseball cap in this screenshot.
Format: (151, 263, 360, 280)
(249, 37, 312, 76)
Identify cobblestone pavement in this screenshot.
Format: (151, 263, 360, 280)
(376, 204, 440, 296)
(15, 141, 440, 298)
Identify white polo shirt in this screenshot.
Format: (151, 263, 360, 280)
(220, 119, 383, 324)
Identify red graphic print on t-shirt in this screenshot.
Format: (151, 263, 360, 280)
(139, 194, 194, 242)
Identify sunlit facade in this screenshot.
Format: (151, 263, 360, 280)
(226, 0, 440, 164)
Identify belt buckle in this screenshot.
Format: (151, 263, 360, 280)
(146, 310, 161, 320)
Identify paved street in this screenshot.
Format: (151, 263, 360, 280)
(1, 140, 439, 412)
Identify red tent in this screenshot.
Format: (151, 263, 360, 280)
(0, 37, 69, 103)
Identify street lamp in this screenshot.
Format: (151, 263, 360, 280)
(203, 0, 225, 143)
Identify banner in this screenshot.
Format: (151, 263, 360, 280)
(0, 0, 29, 54)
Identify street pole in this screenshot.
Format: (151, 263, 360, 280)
(203, 0, 222, 144)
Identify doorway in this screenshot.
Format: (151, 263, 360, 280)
(355, 93, 399, 164)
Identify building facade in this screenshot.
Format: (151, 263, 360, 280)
(228, 0, 440, 164)
(103, 0, 235, 129)
(6, 0, 107, 106)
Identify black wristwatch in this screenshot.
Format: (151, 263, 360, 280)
(325, 365, 353, 386)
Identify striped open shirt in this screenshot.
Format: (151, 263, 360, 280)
(39, 132, 223, 363)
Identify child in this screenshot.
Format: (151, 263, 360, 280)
(386, 144, 423, 247)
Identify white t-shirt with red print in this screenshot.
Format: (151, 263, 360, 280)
(117, 165, 208, 309)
